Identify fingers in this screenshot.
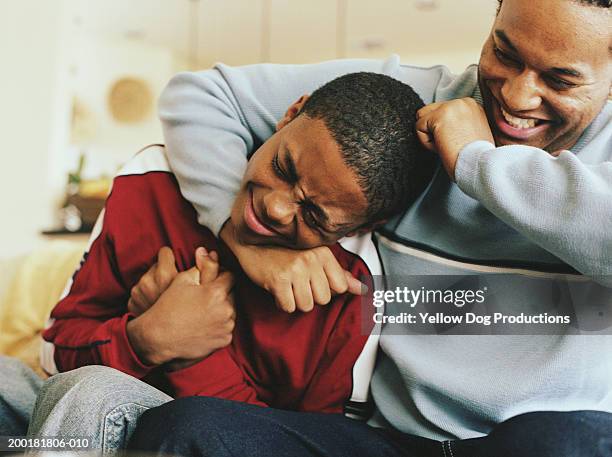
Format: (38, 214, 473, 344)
(310, 266, 332, 306)
(415, 103, 441, 152)
(271, 281, 296, 313)
(292, 277, 314, 312)
(156, 247, 178, 291)
(416, 102, 441, 119)
(415, 116, 437, 152)
(214, 270, 235, 292)
(128, 262, 160, 314)
(318, 250, 366, 297)
(157, 247, 177, 271)
(196, 247, 220, 284)
(322, 259, 349, 296)
(127, 295, 147, 317)
(226, 292, 237, 319)
(345, 271, 367, 296)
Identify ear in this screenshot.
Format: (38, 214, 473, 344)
(345, 219, 389, 237)
(276, 94, 310, 131)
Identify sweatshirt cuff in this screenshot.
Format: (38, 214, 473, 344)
(166, 349, 244, 398)
(100, 314, 156, 378)
(454, 140, 495, 199)
(205, 202, 234, 237)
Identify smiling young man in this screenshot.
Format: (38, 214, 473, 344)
(128, 0, 612, 456)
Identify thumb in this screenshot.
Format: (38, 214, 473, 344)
(196, 247, 219, 284)
(344, 270, 368, 296)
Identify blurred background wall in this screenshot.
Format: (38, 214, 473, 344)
(0, 0, 497, 259)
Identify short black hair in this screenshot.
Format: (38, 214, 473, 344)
(497, 0, 610, 13)
(300, 72, 437, 223)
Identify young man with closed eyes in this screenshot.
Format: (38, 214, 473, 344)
(0, 73, 437, 450)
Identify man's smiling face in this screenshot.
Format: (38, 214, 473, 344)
(230, 111, 369, 250)
(478, 0, 611, 152)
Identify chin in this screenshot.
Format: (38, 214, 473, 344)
(493, 133, 545, 150)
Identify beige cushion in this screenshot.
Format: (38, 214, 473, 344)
(0, 241, 86, 376)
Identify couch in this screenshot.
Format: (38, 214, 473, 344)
(0, 240, 86, 377)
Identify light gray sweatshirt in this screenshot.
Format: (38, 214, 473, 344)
(158, 55, 612, 440)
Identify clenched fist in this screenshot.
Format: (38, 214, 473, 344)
(416, 98, 494, 180)
(127, 247, 235, 366)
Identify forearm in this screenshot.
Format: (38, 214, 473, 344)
(455, 141, 612, 279)
(160, 57, 427, 235)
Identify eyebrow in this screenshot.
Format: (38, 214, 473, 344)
(494, 30, 584, 79)
(494, 30, 518, 53)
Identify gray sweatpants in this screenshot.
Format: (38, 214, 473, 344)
(0, 355, 172, 455)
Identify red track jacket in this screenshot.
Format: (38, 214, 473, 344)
(41, 145, 382, 417)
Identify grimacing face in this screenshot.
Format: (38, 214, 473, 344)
(229, 98, 370, 249)
(478, 0, 611, 152)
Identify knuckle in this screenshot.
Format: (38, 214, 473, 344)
(222, 305, 234, 321)
(158, 271, 175, 287)
(301, 250, 319, 264)
(269, 272, 290, 288)
(211, 288, 227, 303)
(332, 279, 348, 294)
(142, 277, 155, 292)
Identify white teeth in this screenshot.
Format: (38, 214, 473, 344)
(501, 107, 537, 129)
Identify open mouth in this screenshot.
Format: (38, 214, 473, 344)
(500, 106, 541, 129)
(492, 99, 552, 141)
(244, 187, 277, 237)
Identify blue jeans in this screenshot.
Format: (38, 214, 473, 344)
(128, 396, 612, 457)
(27, 365, 172, 454)
(0, 357, 171, 455)
(0, 356, 42, 436)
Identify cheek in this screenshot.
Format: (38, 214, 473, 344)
(547, 93, 595, 128)
(243, 156, 271, 187)
(230, 191, 246, 222)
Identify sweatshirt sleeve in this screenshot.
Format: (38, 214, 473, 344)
(165, 348, 266, 407)
(42, 170, 182, 377)
(42, 222, 155, 377)
(455, 141, 612, 283)
(158, 56, 443, 236)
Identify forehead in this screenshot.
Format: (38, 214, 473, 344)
(284, 116, 369, 223)
(496, 0, 611, 72)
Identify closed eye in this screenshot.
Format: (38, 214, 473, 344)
(493, 46, 521, 68)
(544, 75, 577, 91)
(272, 153, 289, 181)
(299, 201, 322, 231)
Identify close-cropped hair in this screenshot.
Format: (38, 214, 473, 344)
(496, 0, 611, 14)
(301, 72, 438, 223)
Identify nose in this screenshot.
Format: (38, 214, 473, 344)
(500, 70, 542, 113)
(263, 190, 296, 226)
